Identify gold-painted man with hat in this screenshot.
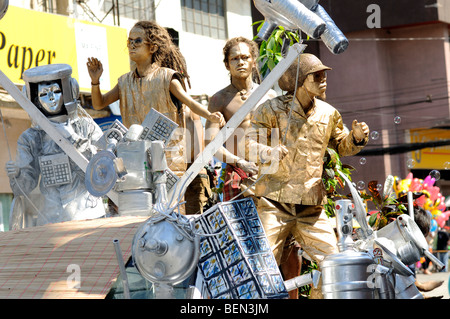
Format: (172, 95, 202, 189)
(246, 53, 370, 297)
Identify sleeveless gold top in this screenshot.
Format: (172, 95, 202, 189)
(118, 66, 187, 175)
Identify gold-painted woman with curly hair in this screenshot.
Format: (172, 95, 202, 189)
(86, 20, 224, 180)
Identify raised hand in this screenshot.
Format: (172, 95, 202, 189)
(352, 119, 369, 143)
(86, 57, 103, 85)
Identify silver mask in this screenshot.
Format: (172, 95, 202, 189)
(38, 82, 64, 114)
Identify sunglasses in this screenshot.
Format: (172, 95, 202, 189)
(308, 71, 327, 82)
(127, 37, 149, 48)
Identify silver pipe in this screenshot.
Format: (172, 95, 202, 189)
(113, 239, 131, 299)
(407, 191, 414, 220)
(284, 270, 321, 291)
(312, 4, 349, 54)
(424, 249, 445, 271)
(254, 0, 326, 40)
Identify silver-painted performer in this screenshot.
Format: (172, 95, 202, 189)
(5, 64, 106, 227)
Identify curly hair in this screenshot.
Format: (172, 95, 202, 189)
(222, 37, 261, 84)
(133, 20, 191, 88)
(414, 206, 432, 237)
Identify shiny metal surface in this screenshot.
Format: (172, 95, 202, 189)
(0, 0, 8, 20)
(113, 239, 131, 299)
(374, 239, 414, 277)
(115, 140, 153, 191)
(85, 150, 118, 197)
(132, 212, 200, 285)
(118, 190, 153, 216)
(394, 274, 424, 299)
(254, 0, 326, 40)
(320, 249, 375, 299)
(299, 0, 319, 10)
(335, 199, 355, 251)
(313, 5, 349, 54)
(374, 264, 395, 299)
(376, 214, 444, 270)
(22, 64, 77, 110)
(338, 171, 374, 242)
(284, 269, 321, 292)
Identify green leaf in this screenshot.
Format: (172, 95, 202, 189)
(369, 212, 379, 227)
(267, 37, 276, 50)
(274, 54, 283, 62)
(252, 20, 264, 27)
(274, 29, 283, 40)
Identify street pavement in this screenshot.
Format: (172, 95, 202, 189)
(416, 270, 450, 299)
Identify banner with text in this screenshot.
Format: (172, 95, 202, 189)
(0, 5, 130, 92)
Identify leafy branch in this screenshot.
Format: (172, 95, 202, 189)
(362, 176, 407, 230)
(252, 20, 301, 78)
(322, 148, 354, 218)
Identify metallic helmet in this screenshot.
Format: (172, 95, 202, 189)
(0, 0, 8, 20)
(22, 64, 79, 118)
(278, 53, 331, 92)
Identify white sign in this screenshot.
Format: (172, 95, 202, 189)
(74, 22, 111, 90)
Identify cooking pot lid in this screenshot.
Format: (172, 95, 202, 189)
(85, 150, 118, 197)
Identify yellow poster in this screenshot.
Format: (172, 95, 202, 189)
(0, 5, 129, 92)
(410, 128, 450, 170)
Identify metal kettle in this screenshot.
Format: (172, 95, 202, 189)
(320, 200, 376, 299)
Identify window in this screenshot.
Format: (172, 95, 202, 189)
(103, 0, 155, 21)
(37, 0, 57, 14)
(181, 0, 227, 39)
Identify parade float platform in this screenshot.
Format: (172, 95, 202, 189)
(0, 216, 147, 298)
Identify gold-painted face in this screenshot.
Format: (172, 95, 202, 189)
(127, 27, 156, 63)
(303, 70, 327, 96)
(226, 43, 255, 80)
(38, 82, 64, 114)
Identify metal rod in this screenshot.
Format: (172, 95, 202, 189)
(424, 249, 445, 271)
(284, 270, 321, 291)
(113, 239, 131, 299)
(407, 191, 414, 220)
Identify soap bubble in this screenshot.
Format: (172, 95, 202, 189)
(394, 116, 401, 124)
(444, 162, 450, 170)
(370, 131, 380, 140)
(429, 170, 441, 181)
(376, 184, 383, 192)
(356, 181, 365, 190)
(359, 157, 367, 165)
(406, 159, 416, 169)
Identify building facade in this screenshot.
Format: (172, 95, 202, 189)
(252, 0, 450, 198)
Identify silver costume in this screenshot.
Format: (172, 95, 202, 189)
(7, 64, 105, 227)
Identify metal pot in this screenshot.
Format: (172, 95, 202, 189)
(320, 249, 376, 299)
(376, 214, 444, 270)
(132, 212, 200, 287)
